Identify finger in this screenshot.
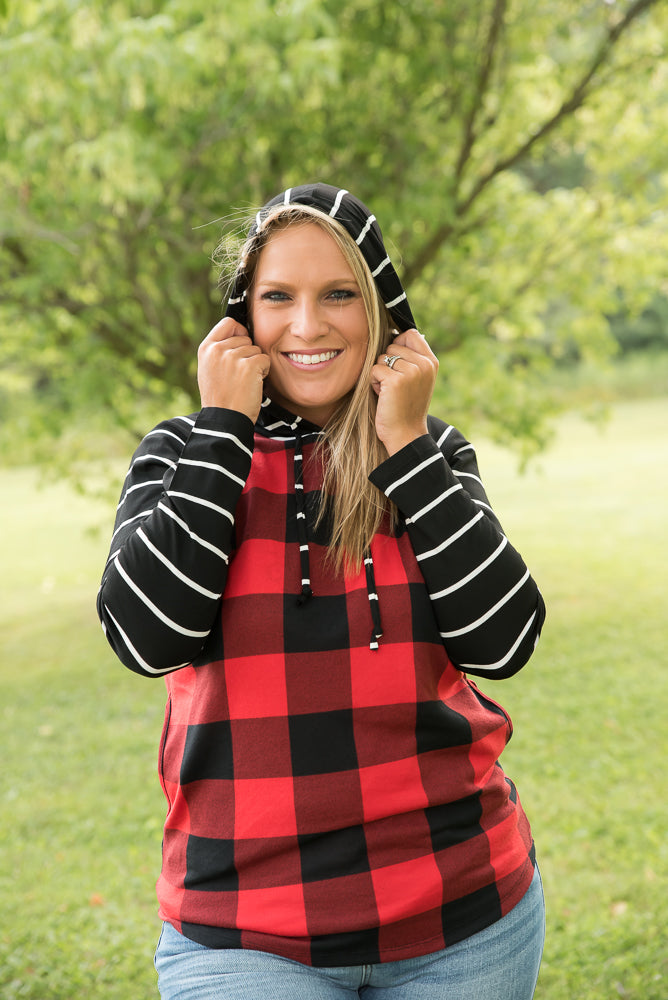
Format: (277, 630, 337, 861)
(199, 336, 259, 363)
(253, 353, 271, 379)
(203, 316, 250, 344)
(380, 354, 404, 374)
(381, 343, 438, 384)
(375, 351, 418, 375)
(392, 328, 422, 346)
(210, 337, 261, 356)
(393, 329, 436, 360)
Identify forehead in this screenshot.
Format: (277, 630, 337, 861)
(254, 222, 355, 279)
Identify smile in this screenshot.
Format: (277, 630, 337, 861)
(284, 350, 342, 366)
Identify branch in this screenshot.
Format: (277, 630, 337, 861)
(453, 0, 508, 186)
(402, 0, 661, 285)
(459, 0, 661, 215)
(11, 219, 80, 256)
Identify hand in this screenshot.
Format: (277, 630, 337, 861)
(197, 318, 270, 423)
(371, 329, 438, 455)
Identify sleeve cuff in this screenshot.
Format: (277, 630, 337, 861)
(369, 434, 444, 490)
(195, 406, 255, 442)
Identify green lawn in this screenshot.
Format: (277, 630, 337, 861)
(1, 397, 666, 999)
(479, 398, 668, 999)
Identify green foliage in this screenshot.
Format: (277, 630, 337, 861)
(609, 292, 668, 354)
(1, 0, 667, 465)
(1, 397, 667, 998)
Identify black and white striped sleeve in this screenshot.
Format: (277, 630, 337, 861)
(369, 418, 546, 679)
(97, 407, 254, 677)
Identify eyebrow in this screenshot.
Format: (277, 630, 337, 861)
(254, 277, 359, 287)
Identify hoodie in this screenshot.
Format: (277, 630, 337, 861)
(97, 184, 545, 966)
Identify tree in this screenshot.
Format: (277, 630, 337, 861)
(1, 0, 667, 472)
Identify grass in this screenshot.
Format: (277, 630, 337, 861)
(1, 395, 667, 999)
(478, 397, 668, 999)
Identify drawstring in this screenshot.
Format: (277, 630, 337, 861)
(290, 419, 381, 648)
(293, 427, 313, 605)
(364, 552, 383, 651)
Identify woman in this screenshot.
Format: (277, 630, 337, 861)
(98, 183, 546, 999)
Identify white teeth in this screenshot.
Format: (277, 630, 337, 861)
(286, 351, 339, 365)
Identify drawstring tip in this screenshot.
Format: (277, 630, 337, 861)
(369, 630, 382, 651)
(296, 584, 313, 606)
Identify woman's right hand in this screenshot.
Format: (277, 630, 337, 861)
(197, 318, 270, 422)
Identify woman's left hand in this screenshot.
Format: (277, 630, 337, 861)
(371, 329, 439, 455)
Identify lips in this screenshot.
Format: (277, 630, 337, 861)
(284, 350, 341, 366)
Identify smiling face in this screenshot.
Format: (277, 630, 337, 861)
(250, 222, 370, 426)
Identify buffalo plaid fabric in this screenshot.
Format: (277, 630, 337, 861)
(98, 402, 545, 967)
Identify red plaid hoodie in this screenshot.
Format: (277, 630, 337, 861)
(97, 398, 545, 967)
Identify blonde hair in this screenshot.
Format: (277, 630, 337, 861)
(218, 204, 398, 572)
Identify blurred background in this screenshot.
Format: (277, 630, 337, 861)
(1, 1, 666, 997)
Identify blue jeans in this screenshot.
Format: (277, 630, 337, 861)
(155, 867, 545, 1000)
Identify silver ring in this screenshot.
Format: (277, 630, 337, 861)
(383, 354, 400, 369)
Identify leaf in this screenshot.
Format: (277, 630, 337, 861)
(1, 0, 666, 467)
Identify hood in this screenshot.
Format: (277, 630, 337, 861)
(224, 182, 416, 334)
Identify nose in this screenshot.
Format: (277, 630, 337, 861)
(289, 296, 329, 342)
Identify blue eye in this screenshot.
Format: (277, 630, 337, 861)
(261, 290, 290, 302)
(328, 289, 355, 302)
